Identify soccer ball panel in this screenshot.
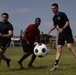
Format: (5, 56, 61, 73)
(34, 43, 48, 57)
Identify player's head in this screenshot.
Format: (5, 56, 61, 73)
(35, 18, 41, 27)
(1, 13, 9, 23)
(51, 3, 59, 15)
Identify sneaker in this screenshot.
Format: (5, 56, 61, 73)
(28, 65, 34, 68)
(50, 65, 59, 71)
(18, 61, 24, 69)
(6, 59, 11, 68)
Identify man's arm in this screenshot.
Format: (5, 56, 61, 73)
(24, 29, 30, 43)
(58, 21, 70, 33)
(48, 25, 56, 34)
(0, 30, 13, 38)
(63, 21, 70, 29)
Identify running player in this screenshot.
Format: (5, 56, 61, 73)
(18, 18, 41, 69)
(48, 3, 76, 71)
(0, 13, 13, 68)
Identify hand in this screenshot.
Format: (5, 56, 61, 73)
(26, 41, 30, 44)
(58, 28, 64, 33)
(34, 42, 38, 45)
(47, 30, 51, 35)
(0, 33, 2, 37)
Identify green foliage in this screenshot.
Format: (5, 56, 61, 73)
(43, 34, 52, 39)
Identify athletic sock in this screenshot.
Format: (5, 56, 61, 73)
(6, 59, 11, 68)
(54, 60, 59, 66)
(28, 54, 36, 66)
(6, 58, 9, 61)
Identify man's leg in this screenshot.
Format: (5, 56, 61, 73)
(50, 45, 63, 71)
(0, 49, 11, 68)
(67, 43, 76, 58)
(18, 52, 32, 69)
(28, 53, 36, 67)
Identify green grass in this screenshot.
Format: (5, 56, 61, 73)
(0, 43, 76, 75)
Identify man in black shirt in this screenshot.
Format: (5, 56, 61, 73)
(0, 13, 13, 68)
(48, 3, 76, 71)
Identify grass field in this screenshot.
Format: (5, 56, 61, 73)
(0, 43, 76, 75)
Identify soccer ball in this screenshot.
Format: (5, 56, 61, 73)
(34, 43, 48, 57)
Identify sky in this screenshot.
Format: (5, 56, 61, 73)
(0, 0, 76, 36)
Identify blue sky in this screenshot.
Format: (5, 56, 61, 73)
(0, 0, 76, 36)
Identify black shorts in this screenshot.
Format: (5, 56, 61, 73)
(0, 40, 10, 53)
(21, 40, 35, 53)
(58, 34, 73, 45)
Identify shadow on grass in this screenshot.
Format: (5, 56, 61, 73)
(10, 65, 48, 71)
(57, 64, 76, 71)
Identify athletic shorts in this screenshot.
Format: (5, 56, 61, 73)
(58, 34, 73, 45)
(0, 40, 10, 53)
(21, 40, 35, 53)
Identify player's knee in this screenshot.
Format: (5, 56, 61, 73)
(67, 45, 72, 50)
(57, 46, 62, 53)
(57, 46, 62, 50)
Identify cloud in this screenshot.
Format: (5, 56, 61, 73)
(40, 21, 53, 33)
(0, 8, 31, 14)
(70, 22, 76, 28)
(17, 8, 30, 13)
(71, 22, 76, 25)
(44, 21, 53, 27)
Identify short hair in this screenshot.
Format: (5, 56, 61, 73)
(1, 13, 9, 19)
(52, 3, 58, 8)
(35, 17, 41, 22)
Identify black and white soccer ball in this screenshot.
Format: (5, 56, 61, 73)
(34, 43, 48, 57)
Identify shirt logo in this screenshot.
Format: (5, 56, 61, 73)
(58, 16, 61, 20)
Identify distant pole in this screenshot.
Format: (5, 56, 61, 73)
(20, 30, 23, 40)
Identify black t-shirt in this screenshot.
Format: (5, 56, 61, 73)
(53, 12, 72, 36)
(0, 21, 13, 41)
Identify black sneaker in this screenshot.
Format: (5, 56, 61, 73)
(18, 61, 24, 69)
(28, 64, 34, 68)
(6, 59, 11, 68)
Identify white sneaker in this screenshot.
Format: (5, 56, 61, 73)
(50, 65, 59, 71)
